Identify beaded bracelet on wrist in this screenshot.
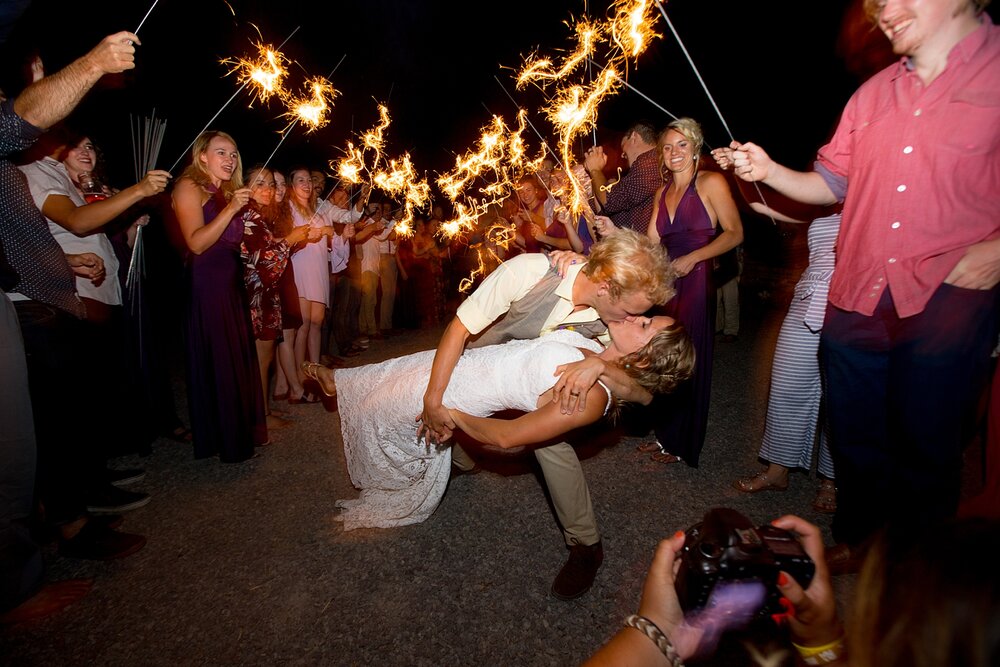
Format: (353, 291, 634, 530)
(624, 614, 684, 667)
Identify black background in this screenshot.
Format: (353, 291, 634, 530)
(6, 0, 979, 193)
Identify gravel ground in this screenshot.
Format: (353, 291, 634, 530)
(1, 295, 869, 667)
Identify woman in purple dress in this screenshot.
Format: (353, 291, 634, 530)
(642, 118, 742, 466)
(171, 131, 267, 462)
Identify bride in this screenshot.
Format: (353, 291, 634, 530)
(303, 315, 694, 530)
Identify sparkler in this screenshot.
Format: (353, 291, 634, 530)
(224, 42, 290, 104)
(493, 77, 565, 173)
(610, 0, 659, 59)
(602, 64, 679, 121)
(282, 76, 338, 133)
(435, 108, 544, 278)
(653, 1, 732, 140)
(651, 0, 774, 222)
(330, 104, 431, 237)
(126, 111, 167, 293)
(133, 0, 160, 37)
(513, 0, 660, 219)
(167, 26, 301, 173)
(362, 104, 391, 166)
(334, 103, 390, 187)
(517, 18, 602, 88)
(545, 67, 621, 218)
(124, 111, 168, 362)
(370, 153, 431, 236)
(258, 55, 346, 183)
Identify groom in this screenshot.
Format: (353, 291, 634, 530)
(420, 229, 676, 599)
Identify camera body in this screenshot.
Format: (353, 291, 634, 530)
(676, 508, 814, 616)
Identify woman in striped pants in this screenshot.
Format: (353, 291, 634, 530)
(733, 210, 841, 513)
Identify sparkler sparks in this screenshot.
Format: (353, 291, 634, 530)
(610, 0, 659, 60)
(509, 0, 660, 218)
(224, 42, 290, 104)
(362, 104, 392, 166)
(434, 109, 544, 296)
(330, 105, 431, 236)
(337, 142, 366, 184)
(373, 153, 431, 235)
(516, 18, 602, 89)
(283, 76, 338, 132)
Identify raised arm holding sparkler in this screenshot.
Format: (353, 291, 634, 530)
(14, 31, 139, 130)
(712, 143, 836, 206)
(40, 154, 169, 237)
(583, 122, 660, 234)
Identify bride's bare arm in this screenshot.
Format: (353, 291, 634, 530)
(448, 385, 607, 449)
(553, 358, 653, 412)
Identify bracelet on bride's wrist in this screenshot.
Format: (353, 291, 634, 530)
(624, 614, 684, 667)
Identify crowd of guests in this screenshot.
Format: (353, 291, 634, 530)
(3, 0, 1000, 662)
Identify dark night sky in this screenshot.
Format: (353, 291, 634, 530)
(3, 0, 945, 191)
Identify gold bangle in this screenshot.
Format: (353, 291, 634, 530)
(792, 637, 846, 665)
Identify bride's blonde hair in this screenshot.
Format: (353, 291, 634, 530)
(620, 321, 695, 396)
(601, 322, 695, 420)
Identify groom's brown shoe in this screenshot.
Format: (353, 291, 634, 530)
(551, 540, 603, 600)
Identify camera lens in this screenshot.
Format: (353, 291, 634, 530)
(699, 543, 724, 559)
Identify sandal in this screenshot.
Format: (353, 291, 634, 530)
(650, 451, 683, 465)
(636, 441, 665, 454)
(301, 362, 337, 398)
(733, 471, 788, 493)
(272, 391, 289, 402)
(812, 479, 837, 514)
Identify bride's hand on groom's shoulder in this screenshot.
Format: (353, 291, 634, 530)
(548, 250, 586, 277)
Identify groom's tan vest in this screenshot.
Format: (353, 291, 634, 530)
(467, 268, 607, 349)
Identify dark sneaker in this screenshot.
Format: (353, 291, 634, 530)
(104, 467, 146, 487)
(86, 485, 151, 514)
(58, 521, 146, 560)
(551, 541, 604, 600)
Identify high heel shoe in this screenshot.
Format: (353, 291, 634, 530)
(301, 362, 336, 397)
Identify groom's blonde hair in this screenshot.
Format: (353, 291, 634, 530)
(582, 229, 676, 306)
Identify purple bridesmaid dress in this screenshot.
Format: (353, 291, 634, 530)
(653, 180, 716, 466)
(184, 188, 267, 462)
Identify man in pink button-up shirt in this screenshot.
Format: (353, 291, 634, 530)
(716, 0, 999, 569)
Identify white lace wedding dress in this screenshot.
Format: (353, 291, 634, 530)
(333, 329, 606, 530)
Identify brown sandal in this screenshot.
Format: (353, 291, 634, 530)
(732, 471, 788, 493)
(812, 479, 837, 513)
(650, 451, 683, 465)
(636, 441, 664, 454)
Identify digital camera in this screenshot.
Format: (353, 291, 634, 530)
(675, 508, 814, 616)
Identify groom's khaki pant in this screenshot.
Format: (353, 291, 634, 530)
(453, 441, 600, 547)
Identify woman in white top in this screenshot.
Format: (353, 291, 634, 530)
(21, 132, 169, 320)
